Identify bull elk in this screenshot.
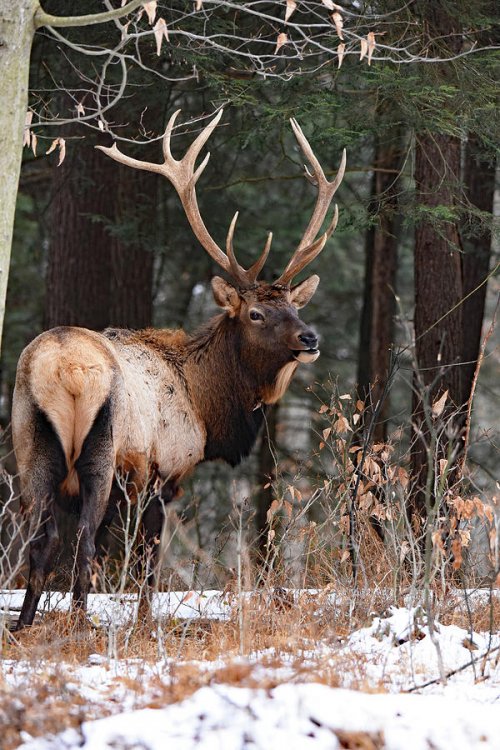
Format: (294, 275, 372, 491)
(12, 110, 345, 629)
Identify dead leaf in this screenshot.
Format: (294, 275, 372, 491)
(431, 389, 448, 418)
(285, 0, 297, 23)
(153, 17, 169, 55)
(31, 132, 37, 156)
(322, 427, 332, 441)
(339, 393, 351, 400)
(142, 0, 157, 25)
(196, 0, 203, 9)
(23, 110, 33, 147)
(331, 11, 344, 39)
(98, 119, 105, 131)
(275, 32, 288, 53)
(334, 415, 352, 434)
(46, 137, 66, 166)
(337, 42, 345, 67)
(367, 31, 376, 64)
(438, 458, 448, 477)
(352, 413, 360, 425)
(319, 404, 329, 414)
(360, 38, 368, 61)
(267, 499, 282, 522)
(340, 549, 350, 563)
(76, 102, 85, 117)
(321, 0, 335, 9)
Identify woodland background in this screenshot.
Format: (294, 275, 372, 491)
(1, 0, 499, 588)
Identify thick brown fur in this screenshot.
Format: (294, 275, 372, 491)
(12, 278, 320, 628)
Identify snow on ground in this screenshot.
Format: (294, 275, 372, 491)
(2, 592, 500, 750)
(16, 683, 500, 750)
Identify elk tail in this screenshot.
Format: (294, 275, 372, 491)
(29, 339, 114, 495)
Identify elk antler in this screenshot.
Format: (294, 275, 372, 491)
(275, 119, 346, 286)
(96, 110, 271, 288)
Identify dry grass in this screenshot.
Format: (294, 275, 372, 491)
(2, 574, 499, 749)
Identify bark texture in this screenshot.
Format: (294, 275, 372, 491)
(460, 134, 496, 405)
(45, 143, 114, 330)
(357, 130, 403, 442)
(410, 132, 463, 521)
(0, 0, 38, 353)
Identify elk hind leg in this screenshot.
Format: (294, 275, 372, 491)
(72, 398, 114, 612)
(16, 409, 66, 630)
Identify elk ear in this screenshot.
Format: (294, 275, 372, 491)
(211, 276, 241, 317)
(290, 274, 320, 309)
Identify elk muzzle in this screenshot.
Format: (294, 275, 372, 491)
(292, 329, 320, 363)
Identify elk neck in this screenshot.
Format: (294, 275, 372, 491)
(185, 313, 293, 466)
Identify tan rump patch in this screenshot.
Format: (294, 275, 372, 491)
(30, 331, 115, 489)
(261, 361, 298, 405)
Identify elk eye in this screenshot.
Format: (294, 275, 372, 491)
(249, 310, 264, 322)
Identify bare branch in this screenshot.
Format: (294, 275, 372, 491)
(34, 0, 144, 30)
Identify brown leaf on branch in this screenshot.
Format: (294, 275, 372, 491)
(23, 110, 33, 147)
(337, 42, 345, 67)
(285, 0, 297, 22)
(431, 389, 449, 418)
(153, 17, 169, 55)
(367, 31, 376, 65)
(275, 32, 288, 53)
(196, 0, 203, 9)
(46, 137, 66, 166)
(31, 132, 37, 157)
(360, 38, 368, 61)
(142, 0, 157, 25)
(76, 102, 85, 117)
(331, 11, 344, 40)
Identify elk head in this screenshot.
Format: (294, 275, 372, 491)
(97, 111, 345, 373)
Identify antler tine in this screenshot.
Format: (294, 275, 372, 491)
(275, 119, 345, 286)
(247, 231, 273, 282)
(290, 119, 346, 252)
(277, 205, 338, 286)
(226, 214, 273, 286)
(162, 109, 181, 162)
(97, 110, 238, 279)
(226, 212, 249, 283)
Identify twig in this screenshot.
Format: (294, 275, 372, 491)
(406, 643, 500, 692)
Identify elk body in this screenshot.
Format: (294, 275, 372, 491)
(12, 111, 345, 629)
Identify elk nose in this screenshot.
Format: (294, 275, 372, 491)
(298, 331, 318, 350)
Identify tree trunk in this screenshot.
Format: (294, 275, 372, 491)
(357, 129, 403, 442)
(0, 0, 38, 354)
(410, 132, 463, 522)
(460, 134, 496, 405)
(109, 167, 155, 328)
(45, 143, 115, 330)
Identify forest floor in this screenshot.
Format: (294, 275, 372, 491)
(1, 588, 500, 749)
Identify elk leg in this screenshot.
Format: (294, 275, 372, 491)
(72, 399, 114, 611)
(16, 408, 67, 630)
(16, 495, 59, 630)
